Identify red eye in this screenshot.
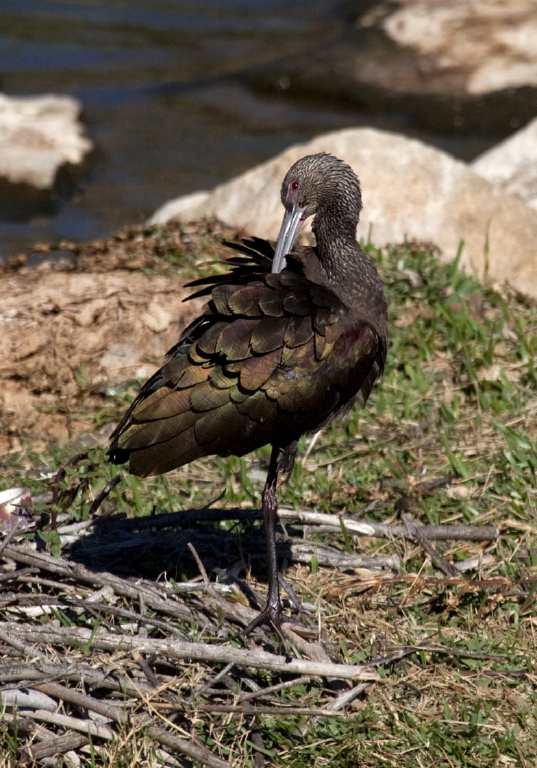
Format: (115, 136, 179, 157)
(290, 181, 299, 191)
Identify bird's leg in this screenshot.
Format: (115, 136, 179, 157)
(242, 444, 288, 635)
(262, 445, 283, 621)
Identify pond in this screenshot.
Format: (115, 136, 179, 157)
(0, 0, 504, 260)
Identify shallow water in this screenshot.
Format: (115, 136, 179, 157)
(0, 0, 501, 260)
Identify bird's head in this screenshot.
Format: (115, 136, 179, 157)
(272, 153, 362, 273)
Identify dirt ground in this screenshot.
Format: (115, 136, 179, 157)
(0, 221, 240, 454)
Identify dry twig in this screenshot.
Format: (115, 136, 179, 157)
(402, 513, 463, 578)
(91, 506, 499, 542)
(0, 622, 376, 681)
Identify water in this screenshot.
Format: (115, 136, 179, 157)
(0, 0, 503, 260)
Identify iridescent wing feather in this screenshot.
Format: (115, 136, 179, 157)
(109, 239, 385, 476)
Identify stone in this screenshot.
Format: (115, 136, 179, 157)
(378, 0, 537, 95)
(150, 191, 210, 226)
(247, 1, 537, 133)
(151, 127, 537, 300)
(471, 117, 537, 209)
(0, 92, 92, 190)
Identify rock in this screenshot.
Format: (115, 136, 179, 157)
(151, 127, 537, 300)
(151, 191, 210, 226)
(0, 92, 92, 190)
(471, 117, 537, 209)
(378, 0, 537, 96)
(248, 0, 537, 134)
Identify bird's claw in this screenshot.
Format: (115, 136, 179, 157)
(242, 605, 284, 637)
(241, 603, 307, 639)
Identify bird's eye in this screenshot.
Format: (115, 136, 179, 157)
(290, 181, 299, 191)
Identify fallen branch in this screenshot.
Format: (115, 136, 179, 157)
(144, 726, 230, 768)
(278, 508, 498, 542)
(25, 732, 90, 761)
(324, 681, 372, 711)
(2, 622, 376, 681)
(453, 554, 493, 572)
(0, 661, 154, 698)
(21, 709, 117, 741)
(290, 544, 400, 571)
(402, 513, 462, 579)
(192, 704, 342, 717)
(31, 680, 229, 768)
(1, 544, 192, 621)
(239, 675, 311, 703)
(88, 506, 499, 542)
(1, 590, 191, 639)
(33, 680, 137, 723)
(1, 665, 229, 768)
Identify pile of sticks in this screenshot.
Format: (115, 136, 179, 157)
(0, 505, 499, 766)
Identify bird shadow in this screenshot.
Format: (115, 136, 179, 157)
(64, 507, 294, 597)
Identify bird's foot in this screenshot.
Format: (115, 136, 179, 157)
(242, 604, 284, 637)
(241, 602, 308, 639)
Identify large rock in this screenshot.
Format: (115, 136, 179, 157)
(471, 117, 537, 210)
(151, 127, 537, 300)
(0, 92, 92, 190)
(248, 0, 537, 134)
(378, 0, 537, 95)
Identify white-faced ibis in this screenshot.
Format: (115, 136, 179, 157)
(109, 153, 388, 631)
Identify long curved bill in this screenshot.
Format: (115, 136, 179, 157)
(271, 201, 305, 274)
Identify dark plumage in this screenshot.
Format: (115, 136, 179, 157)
(109, 153, 388, 630)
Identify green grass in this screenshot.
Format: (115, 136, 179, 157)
(2, 233, 537, 767)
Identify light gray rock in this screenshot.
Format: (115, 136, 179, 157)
(152, 127, 537, 300)
(151, 190, 210, 225)
(0, 92, 92, 189)
(471, 117, 537, 209)
(248, 0, 537, 135)
(371, 0, 537, 95)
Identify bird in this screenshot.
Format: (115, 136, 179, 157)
(108, 152, 388, 632)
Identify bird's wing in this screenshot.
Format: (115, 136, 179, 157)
(109, 239, 384, 476)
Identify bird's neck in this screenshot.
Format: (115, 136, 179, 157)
(313, 212, 385, 321)
(313, 212, 363, 281)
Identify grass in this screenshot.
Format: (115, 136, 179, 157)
(1, 228, 537, 767)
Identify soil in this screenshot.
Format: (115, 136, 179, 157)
(0, 220, 244, 454)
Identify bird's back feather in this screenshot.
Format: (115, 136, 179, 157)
(108, 238, 385, 476)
